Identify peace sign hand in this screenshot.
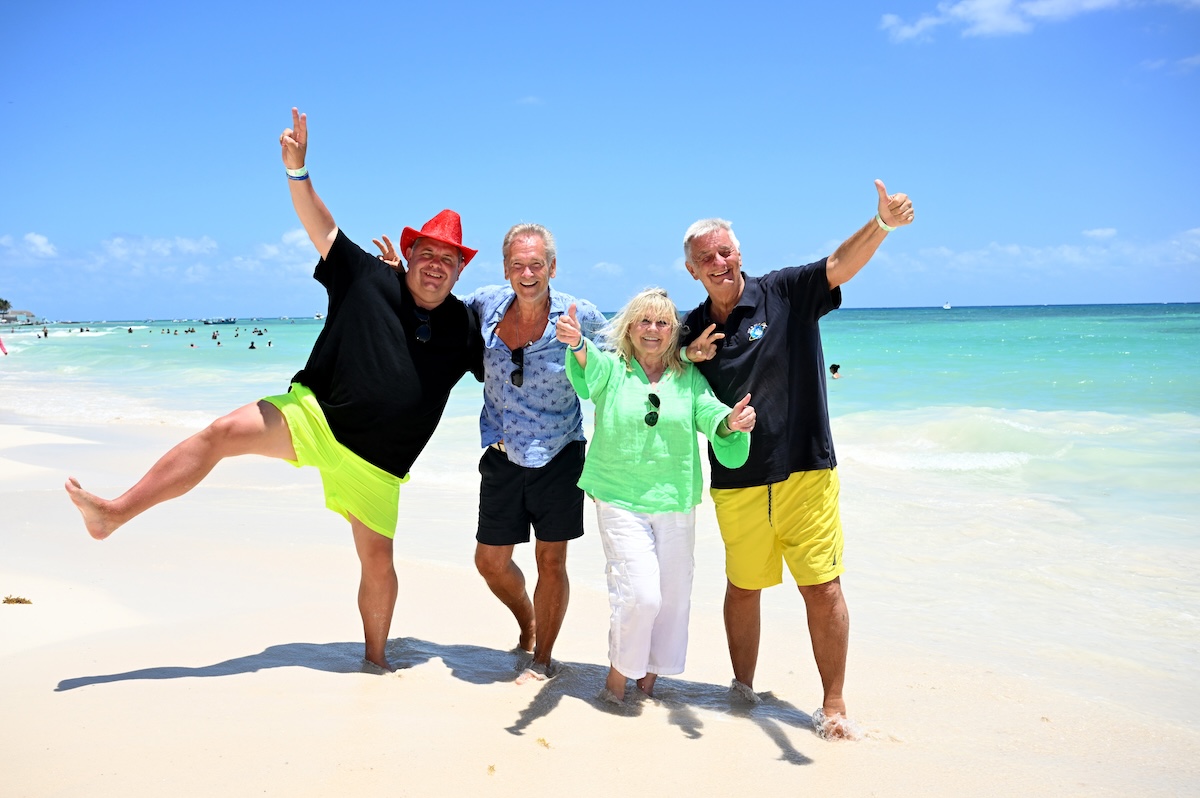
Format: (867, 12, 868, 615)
(280, 107, 308, 170)
(687, 323, 725, 362)
(372, 234, 404, 271)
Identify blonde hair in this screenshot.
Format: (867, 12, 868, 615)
(606, 287, 686, 377)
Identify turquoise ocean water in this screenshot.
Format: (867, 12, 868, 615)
(3, 304, 1198, 725)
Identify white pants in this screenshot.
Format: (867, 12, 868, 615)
(595, 500, 696, 680)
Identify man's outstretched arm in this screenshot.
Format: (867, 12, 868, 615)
(825, 179, 914, 290)
(281, 107, 338, 259)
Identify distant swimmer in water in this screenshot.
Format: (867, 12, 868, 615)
(249, 341, 257, 349)
(830, 364, 840, 379)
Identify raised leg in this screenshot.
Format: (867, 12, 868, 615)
(66, 400, 296, 540)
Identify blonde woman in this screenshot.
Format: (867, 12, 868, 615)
(556, 288, 755, 702)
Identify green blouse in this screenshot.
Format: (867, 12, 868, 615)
(566, 340, 750, 514)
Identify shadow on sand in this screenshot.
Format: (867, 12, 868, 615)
(55, 636, 816, 764)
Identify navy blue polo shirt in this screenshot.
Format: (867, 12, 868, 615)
(682, 260, 841, 489)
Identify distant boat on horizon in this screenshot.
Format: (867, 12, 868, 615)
(314, 313, 325, 320)
(203, 317, 238, 325)
(943, 301, 952, 310)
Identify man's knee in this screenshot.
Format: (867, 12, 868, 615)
(798, 576, 844, 608)
(534, 540, 568, 574)
(726, 580, 761, 603)
(205, 403, 275, 455)
(475, 544, 514, 580)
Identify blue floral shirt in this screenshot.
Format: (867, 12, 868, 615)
(462, 285, 608, 467)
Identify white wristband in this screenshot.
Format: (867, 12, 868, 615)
(875, 213, 895, 233)
(286, 166, 309, 178)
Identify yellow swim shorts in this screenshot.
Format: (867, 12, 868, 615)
(263, 383, 408, 539)
(711, 468, 844, 589)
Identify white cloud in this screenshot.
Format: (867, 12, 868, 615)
(281, 228, 309, 247)
(256, 230, 309, 260)
(24, 232, 57, 257)
(1020, 0, 1122, 21)
(102, 235, 217, 261)
(0, 235, 12, 247)
(1083, 227, 1117, 238)
(881, 0, 1195, 42)
(1178, 53, 1200, 70)
(593, 261, 623, 276)
(897, 228, 1200, 286)
(881, 12, 950, 41)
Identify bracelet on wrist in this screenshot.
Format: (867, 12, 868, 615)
(874, 213, 895, 233)
(569, 339, 586, 352)
(286, 166, 309, 180)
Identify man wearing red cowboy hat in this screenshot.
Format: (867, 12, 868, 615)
(66, 108, 484, 674)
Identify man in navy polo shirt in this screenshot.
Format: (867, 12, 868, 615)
(680, 179, 914, 739)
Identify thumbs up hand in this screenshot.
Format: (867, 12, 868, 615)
(556, 303, 583, 348)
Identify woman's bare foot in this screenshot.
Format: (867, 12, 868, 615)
(65, 478, 122, 540)
(605, 665, 626, 701)
(636, 673, 658, 697)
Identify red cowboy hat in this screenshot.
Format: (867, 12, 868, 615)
(399, 209, 478, 266)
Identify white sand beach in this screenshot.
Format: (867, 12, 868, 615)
(2, 410, 1199, 797)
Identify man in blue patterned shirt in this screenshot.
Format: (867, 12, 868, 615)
(462, 224, 607, 681)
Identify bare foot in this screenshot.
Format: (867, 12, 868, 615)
(65, 478, 121, 540)
(730, 679, 762, 705)
(812, 707, 863, 741)
(636, 673, 657, 697)
(360, 656, 395, 675)
(604, 665, 626, 701)
(515, 659, 559, 685)
(597, 687, 623, 705)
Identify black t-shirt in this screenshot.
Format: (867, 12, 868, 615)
(291, 230, 483, 477)
(682, 261, 841, 489)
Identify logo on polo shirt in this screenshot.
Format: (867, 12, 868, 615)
(747, 322, 767, 341)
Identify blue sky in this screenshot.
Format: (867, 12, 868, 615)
(2, 0, 1197, 319)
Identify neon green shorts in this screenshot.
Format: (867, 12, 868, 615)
(263, 383, 408, 539)
(711, 468, 844, 589)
